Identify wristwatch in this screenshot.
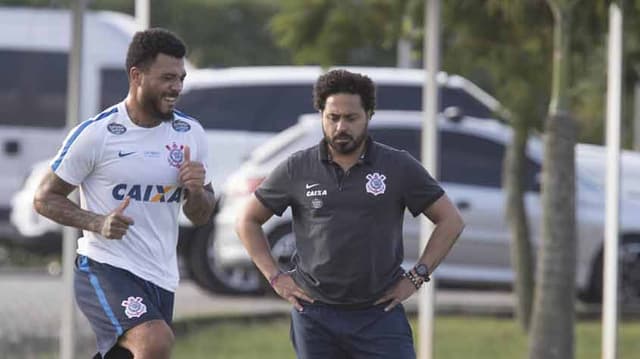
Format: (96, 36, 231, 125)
(413, 263, 431, 283)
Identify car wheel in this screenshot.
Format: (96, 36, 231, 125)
(188, 222, 264, 295)
(619, 236, 640, 306)
(584, 235, 640, 306)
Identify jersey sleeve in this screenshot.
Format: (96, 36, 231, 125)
(254, 158, 292, 216)
(195, 126, 213, 186)
(401, 151, 445, 217)
(50, 120, 102, 186)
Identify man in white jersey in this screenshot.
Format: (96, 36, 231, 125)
(34, 28, 215, 359)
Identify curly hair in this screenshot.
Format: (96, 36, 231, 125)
(125, 28, 186, 72)
(313, 69, 376, 115)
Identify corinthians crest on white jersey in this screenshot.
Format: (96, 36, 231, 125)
(365, 172, 387, 196)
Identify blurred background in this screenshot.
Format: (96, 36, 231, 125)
(2, 0, 640, 358)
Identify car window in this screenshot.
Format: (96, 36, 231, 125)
(177, 85, 313, 132)
(440, 132, 540, 191)
(0, 50, 67, 127)
(254, 123, 311, 164)
(370, 127, 540, 192)
(100, 68, 129, 111)
(369, 128, 421, 160)
(440, 132, 503, 188)
(177, 83, 494, 134)
(376, 86, 493, 118)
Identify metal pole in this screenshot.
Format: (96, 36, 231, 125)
(419, 1, 440, 358)
(602, 3, 622, 359)
(135, 0, 150, 30)
(61, 1, 85, 358)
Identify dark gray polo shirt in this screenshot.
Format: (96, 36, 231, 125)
(255, 138, 444, 306)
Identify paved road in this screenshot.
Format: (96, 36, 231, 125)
(0, 272, 514, 357)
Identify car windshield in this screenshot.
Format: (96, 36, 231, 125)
(251, 121, 314, 164)
(177, 84, 313, 132)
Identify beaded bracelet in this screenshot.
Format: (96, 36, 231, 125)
(403, 270, 423, 290)
(269, 270, 285, 287)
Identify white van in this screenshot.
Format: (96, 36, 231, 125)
(0, 6, 139, 239)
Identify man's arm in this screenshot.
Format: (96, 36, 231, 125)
(416, 193, 465, 273)
(235, 195, 279, 279)
(235, 194, 313, 310)
(182, 183, 216, 226)
(179, 145, 216, 226)
(376, 193, 464, 310)
(33, 170, 134, 239)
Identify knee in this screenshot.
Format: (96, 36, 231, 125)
(121, 320, 175, 358)
(141, 326, 174, 356)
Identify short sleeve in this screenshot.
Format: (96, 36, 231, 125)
(401, 151, 445, 217)
(195, 126, 213, 186)
(254, 158, 292, 216)
(50, 120, 101, 186)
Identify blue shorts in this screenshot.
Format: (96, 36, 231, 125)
(290, 301, 416, 359)
(74, 255, 174, 357)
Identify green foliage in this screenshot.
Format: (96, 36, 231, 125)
(149, 0, 290, 67)
(441, 1, 553, 130)
(270, 0, 640, 145)
(270, 0, 407, 66)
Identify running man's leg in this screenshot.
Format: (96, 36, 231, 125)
(74, 255, 175, 358)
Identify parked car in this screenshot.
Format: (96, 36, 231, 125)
(207, 111, 640, 303)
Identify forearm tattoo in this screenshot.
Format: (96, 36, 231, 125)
(37, 195, 102, 233)
(34, 171, 102, 233)
(182, 185, 216, 226)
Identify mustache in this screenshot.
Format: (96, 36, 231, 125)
(333, 133, 353, 141)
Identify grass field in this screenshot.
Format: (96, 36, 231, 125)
(172, 315, 640, 359)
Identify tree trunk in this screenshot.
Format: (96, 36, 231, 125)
(529, 2, 577, 357)
(529, 112, 576, 359)
(504, 118, 534, 332)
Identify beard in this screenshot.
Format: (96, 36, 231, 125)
(324, 130, 367, 155)
(141, 89, 178, 121)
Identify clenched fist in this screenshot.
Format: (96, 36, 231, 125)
(179, 145, 205, 196)
(100, 196, 135, 239)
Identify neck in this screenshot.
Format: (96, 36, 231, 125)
(124, 95, 162, 128)
(329, 141, 366, 171)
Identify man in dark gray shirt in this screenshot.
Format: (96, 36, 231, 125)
(236, 69, 464, 359)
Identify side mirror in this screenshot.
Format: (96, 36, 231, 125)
(443, 106, 464, 122)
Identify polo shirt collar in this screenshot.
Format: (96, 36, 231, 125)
(318, 136, 377, 165)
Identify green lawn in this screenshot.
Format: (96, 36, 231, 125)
(173, 315, 640, 359)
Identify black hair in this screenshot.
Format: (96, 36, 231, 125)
(313, 69, 376, 114)
(125, 28, 186, 72)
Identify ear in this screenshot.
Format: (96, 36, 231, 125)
(129, 66, 143, 86)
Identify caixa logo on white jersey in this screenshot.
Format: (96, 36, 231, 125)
(112, 184, 183, 203)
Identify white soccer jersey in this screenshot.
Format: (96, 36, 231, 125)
(52, 101, 211, 291)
